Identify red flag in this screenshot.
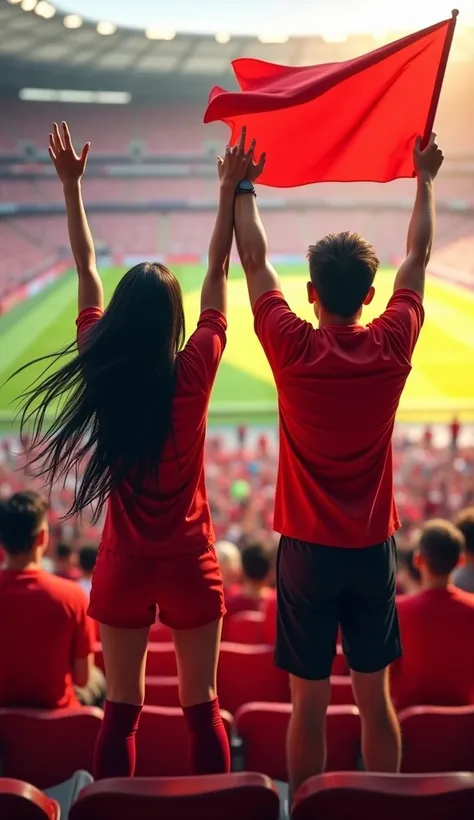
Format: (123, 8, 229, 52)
(204, 12, 458, 187)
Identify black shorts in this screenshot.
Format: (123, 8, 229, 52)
(275, 535, 402, 680)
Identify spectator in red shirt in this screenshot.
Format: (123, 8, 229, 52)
(54, 541, 81, 581)
(226, 542, 275, 616)
(78, 545, 98, 599)
(0, 491, 96, 709)
(234, 132, 444, 796)
(396, 547, 421, 596)
(391, 519, 474, 709)
(453, 507, 474, 594)
(10, 123, 263, 780)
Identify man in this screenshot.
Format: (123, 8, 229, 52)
(233, 131, 444, 795)
(391, 520, 474, 709)
(78, 544, 98, 598)
(452, 507, 474, 593)
(226, 541, 275, 616)
(0, 491, 97, 708)
(54, 541, 81, 581)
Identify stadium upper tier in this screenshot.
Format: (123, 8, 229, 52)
(0, 71, 473, 158)
(1, 174, 473, 208)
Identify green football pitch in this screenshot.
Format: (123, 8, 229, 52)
(1, 264, 474, 429)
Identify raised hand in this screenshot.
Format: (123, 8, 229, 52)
(217, 126, 265, 186)
(49, 122, 90, 184)
(414, 133, 444, 181)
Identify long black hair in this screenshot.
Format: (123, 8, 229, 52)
(10, 263, 185, 521)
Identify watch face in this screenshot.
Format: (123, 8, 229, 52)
(239, 180, 253, 190)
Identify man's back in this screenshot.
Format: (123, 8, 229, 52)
(0, 568, 94, 708)
(254, 288, 424, 547)
(392, 587, 474, 710)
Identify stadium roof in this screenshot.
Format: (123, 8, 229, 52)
(1, 0, 473, 101)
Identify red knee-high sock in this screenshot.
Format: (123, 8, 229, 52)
(182, 697, 231, 775)
(93, 700, 142, 780)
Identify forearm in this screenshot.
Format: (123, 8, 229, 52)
(234, 194, 268, 272)
(63, 180, 97, 274)
(406, 175, 435, 263)
(208, 182, 235, 275)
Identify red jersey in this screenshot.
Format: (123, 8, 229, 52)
(0, 568, 94, 708)
(76, 307, 226, 556)
(254, 289, 424, 547)
(392, 587, 474, 710)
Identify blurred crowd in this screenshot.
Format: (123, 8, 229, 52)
(0, 421, 473, 559)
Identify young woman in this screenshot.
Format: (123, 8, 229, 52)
(12, 121, 264, 779)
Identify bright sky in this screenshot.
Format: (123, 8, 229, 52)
(55, 1, 472, 36)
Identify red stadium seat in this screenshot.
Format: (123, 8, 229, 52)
(222, 611, 266, 644)
(95, 641, 177, 677)
(217, 643, 290, 714)
(145, 676, 181, 708)
(149, 623, 173, 642)
(235, 703, 361, 780)
(330, 676, 355, 705)
(291, 771, 474, 820)
(0, 779, 60, 820)
(0, 707, 103, 789)
(332, 644, 349, 676)
(69, 773, 280, 820)
(399, 706, 474, 773)
(135, 706, 234, 777)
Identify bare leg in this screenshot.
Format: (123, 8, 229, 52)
(172, 617, 230, 774)
(172, 617, 222, 707)
(99, 623, 150, 705)
(351, 667, 401, 772)
(287, 676, 331, 798)
(93, 624, 150, 779)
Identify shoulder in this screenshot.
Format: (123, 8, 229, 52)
(195, 308, 227, 339)
(452, 586, 474, 610)
(41, 572, 88, 609)
(374, 289, 425, 328)
(76, 307, 103, 336)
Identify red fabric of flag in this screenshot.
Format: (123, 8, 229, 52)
(204, 15, 457, 187)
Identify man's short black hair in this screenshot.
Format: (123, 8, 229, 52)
(241, 542, 270, 582)
(0, 491, 48, 556)
(79, 545, 98, 573)
(419, 519, 465, 576)
(307, 231, 379, 318)
(455, 508, 474, 556)
(56, 542, 73, 560)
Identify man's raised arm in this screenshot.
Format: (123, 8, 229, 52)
(233, 148, 282, 310)
(393, 133, 444, 301)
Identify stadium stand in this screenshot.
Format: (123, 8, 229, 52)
(68, 773, 281, 820)
(291, 772, 474, 820)
(1, 1, 474, 814)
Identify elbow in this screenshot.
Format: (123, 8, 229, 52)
(240, 251, 266, 277)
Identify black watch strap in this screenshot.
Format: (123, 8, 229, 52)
(235, 181, 256, 197)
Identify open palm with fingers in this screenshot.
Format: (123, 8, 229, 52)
(49, 121, 90, 183)
(217, 125, 266, 186)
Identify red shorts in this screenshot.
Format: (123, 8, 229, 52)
(88, 545, 226, 630)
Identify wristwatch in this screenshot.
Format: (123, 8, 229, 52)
(235, 180, 256, 197)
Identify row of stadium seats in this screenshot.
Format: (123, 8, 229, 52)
(1, 705, 474, 788)
(4, 771, 474, 820)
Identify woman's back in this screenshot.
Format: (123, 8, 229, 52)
(77, 306, 227, 556)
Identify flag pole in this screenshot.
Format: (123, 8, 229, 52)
(422, 9, 459, 147)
